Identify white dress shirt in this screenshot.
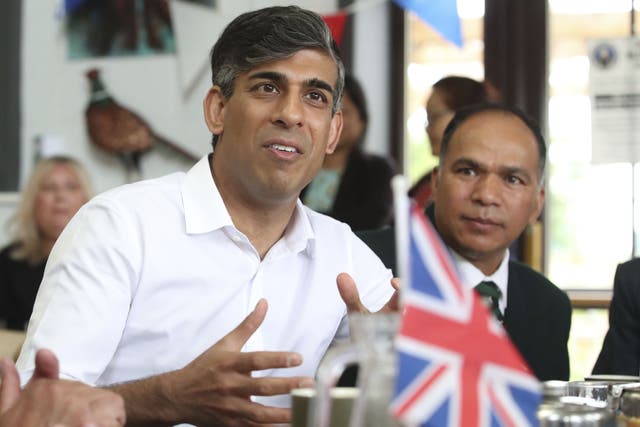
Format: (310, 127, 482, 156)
(17, 155, 393, 411)
(450, 249, 510, 314)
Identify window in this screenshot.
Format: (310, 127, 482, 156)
(548, 0, 632, 379)
(547, 0, 633, 290)
(405, 1, 484, 185)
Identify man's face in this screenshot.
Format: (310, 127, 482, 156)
(204, 49, 342, 207)
(432, 110, 544, 274)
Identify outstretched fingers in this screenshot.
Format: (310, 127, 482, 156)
(336, 273, 369, 314)
(224, 373, 314, 398)
(208, 395, 293, 426)
(231, 351, 303, 373)
(338, 273, 401, 314)
(380, 277, 401, 312)
(216, 299, 269, 351)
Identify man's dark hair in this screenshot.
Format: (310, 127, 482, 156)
(209, 6, 345, 148)
(439, 103, 547, 184)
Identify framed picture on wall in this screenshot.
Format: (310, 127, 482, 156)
(66, 0, 177, 59)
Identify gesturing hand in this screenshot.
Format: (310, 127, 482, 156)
(337, 273, 400, 314)
(166, 298, 314, 426)
(0, 349, 126, 427)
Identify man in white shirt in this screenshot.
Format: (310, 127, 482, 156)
(428, 103, 571, 381)
(16, 6, 396, 426)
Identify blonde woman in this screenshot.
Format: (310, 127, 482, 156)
(0, 156, 92, 330)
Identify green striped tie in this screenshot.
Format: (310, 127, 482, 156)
(474, 281, 504, 322)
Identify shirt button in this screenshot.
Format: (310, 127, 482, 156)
(233, 235, 241, 242)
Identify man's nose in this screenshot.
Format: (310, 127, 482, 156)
(272, 92, 304, 128)
(472, 174, 501, 205)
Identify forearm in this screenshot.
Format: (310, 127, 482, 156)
(107, 369, 183, 427)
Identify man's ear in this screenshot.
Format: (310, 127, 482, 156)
(325, 110, 343, 154)
(203, 86, 226, 137)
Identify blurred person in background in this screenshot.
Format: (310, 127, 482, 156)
(0, 156, 92, 330)
(302, 73, 396, 230)
(409, 76, 498, 210)
(593, 258, 640, 376)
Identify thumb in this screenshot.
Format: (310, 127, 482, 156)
(33, 349, 59, 380)
(380, 277, 401, 313)
(216, 299, 268, 350)
(0, 358, 21, 413)
(337, 273, 368, 314)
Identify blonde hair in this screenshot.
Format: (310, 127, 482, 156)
(7, 156, 93, 264)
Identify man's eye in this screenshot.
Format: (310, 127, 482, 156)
(457, 168, 476, 176)
(306, 91, 327, 103)
(506, 175, 524, 185)
(253, 83, 278, 94)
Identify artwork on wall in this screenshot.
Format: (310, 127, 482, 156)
(66, 0, 177, 59)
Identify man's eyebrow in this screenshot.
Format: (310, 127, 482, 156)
(305, 78, 334, 94)
(247, 71, 286, 83)
(452, 157, 535, 181)
(451, 157, 480, 168)
(247, 72, 334, 94)
(501, 165, 534, 181)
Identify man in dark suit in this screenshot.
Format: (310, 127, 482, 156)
(428, 103, 571, 381)
(593, 258, 640, 375)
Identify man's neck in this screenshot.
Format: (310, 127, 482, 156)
(229, 203, 296, 259)
(467, 254, 505, 277)
(453, 249, 509, 279)
(210, 163, 297, 260)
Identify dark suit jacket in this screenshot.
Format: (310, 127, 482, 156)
(592, 258, 640, 376)
(354, 207, 572, 381)
(302, 148, 396, 231)
(503, 260, 572, 380)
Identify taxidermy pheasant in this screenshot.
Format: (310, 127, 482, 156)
(85, 68, 198, 181)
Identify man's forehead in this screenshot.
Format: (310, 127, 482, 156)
(448, 111, 541, 169)
(453, 111, 536, 147)
(242, 50, 338, 81)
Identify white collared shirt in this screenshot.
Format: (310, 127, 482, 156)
(17, 156, 393, 410)
(450, 249, 510, 314)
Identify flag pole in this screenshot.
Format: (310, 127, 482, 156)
(392, 174, 410, 306)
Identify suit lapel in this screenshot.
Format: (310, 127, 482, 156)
(504, 262, 527, 334)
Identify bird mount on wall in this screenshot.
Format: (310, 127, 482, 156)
(85, 68, 199, 182)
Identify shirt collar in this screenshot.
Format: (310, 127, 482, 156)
(281, 200, 316, 257)
(181, 155, 315, 257)
(182, 155, 233, 234)
(451, 249, 510, 310)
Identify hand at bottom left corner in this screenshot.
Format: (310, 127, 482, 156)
(0, 349, 126, 427)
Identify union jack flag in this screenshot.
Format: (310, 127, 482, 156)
(390, 206, 541, 427)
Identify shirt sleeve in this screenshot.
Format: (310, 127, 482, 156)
(332, 231, 395, 342)
(351, 233, 395, 313)
(16, 196, 142, 385)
